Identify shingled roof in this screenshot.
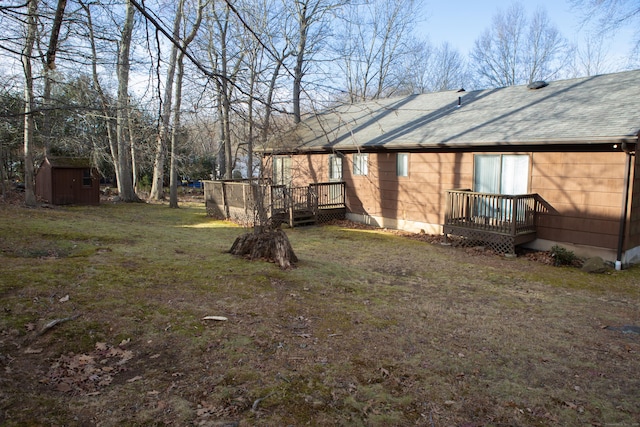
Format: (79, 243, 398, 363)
(274, 69, 640, 153)
(45, 157, 93, 168)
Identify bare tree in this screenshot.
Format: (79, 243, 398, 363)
(21, 0, 39, 206)
(169, 0, 205, 208)
(523, 8, 569, 84)
(38, 0, 68, 158)
(115, 0, 139, 201)
(16, 0, 69, 206)
(148, 0, 185, 201)
(335, 0, 418, 102)
(80, 0, 122, 190)
(288, 0, 341, 122)
(399, 40, 467, 94)
(203, 1, 246, 179)
(470, 3, 568, 88)
(572, 33, 611, 77)
(570, 0, 640, 57)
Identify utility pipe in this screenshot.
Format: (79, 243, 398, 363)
(616, 143, 634, 270)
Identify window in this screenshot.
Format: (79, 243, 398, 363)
(353, 153, 368, 176)
(474, 154, 530, 220)
(273, 156, 291, 186)
(474, 154, 529, 194)
(328, 154, 343, 181)
(396, 153, 409, 177)
(82, 169, 92, 187)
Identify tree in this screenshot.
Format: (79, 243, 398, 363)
(288, 0, 341, 122)
(470, 3, 569, 88)
(38, 0, 68, 157)
(0, 90, 23, 199)
(335, 0, 418, 102)
(399, 40, 467, 94)
(570, 0, 640, 57)
(572, 33, 611, 77)
(149, 0, 186, 201)
(21, 0, 39, 207)
(203, 1, 246, 179)
(168, 0, 205, 208)
(114, 0, 140, 202)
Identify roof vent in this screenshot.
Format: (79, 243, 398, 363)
(527, 80, 548, 90)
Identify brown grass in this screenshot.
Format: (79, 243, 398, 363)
(0, 200, 639, 426)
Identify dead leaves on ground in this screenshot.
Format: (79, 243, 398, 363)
(42, 341, 134, 394)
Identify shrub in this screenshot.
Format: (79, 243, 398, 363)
(550, 245, 577, 266)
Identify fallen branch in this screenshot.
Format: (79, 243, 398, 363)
(251, 392, 275, 412)
(39, 314, 81, 336)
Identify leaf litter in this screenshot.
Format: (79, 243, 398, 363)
(42, 341, 135, 394)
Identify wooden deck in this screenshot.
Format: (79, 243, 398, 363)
(271, 182, 346, 227)
(443, 189, 540, 254)
(204, 180, 346, 227)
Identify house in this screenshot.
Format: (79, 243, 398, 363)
(263, 69, 640, 267)
(35, 157, 100, 205)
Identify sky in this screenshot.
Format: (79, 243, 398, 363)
(416, 0, 636, 69)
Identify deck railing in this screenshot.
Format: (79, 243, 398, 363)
(205, 180, 346, 226)
(444, 189, 539, 236)
(310, 181, 346, 209)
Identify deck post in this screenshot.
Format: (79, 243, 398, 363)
(511, 196, 518, 237)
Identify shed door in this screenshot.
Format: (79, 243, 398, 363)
(54, 169, 77, 205)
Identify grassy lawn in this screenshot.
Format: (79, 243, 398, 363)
(0, 200, 639, 426)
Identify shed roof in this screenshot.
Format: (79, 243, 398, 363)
(274, 69, 640, 153)
(45, 157, 93, 169)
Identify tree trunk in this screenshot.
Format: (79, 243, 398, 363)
(293, 11, 308, 124)
(22, 0, 38, 207)
(169, 0, 203, 207)
(169, 59, 184, 208)
(81, 0, 120, 191)
(229, 229, 298, 269)
(150, 0, 184, 200)
(128, 110, 138, 190)
(115, 0, 139, 202)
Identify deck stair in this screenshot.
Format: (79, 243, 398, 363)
(291, 209, 317, 227)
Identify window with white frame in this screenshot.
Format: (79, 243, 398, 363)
(328, 154, 343, 181)
(474, 154, 529, 195)
(474, 154, 530, 220)
(353, 153, 368, 176)
(273, 156, 292, 186)
(396, 153, 409, 177)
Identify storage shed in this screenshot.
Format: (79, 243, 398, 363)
(35, 157, 100, 205)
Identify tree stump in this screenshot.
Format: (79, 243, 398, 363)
(229, 229, 298, 269)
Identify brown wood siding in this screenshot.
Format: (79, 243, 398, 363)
(36, 158, 100, 205)
(531, 152, 626, 250)
(285, 149, 630, 251)
(627, 151, 640, 248)
(371, 152, 472, 225)
(290, 154, 327, 187)
(35, 161, 53, 203)
(51, 168, 99, 205)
